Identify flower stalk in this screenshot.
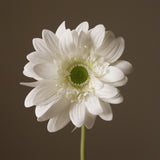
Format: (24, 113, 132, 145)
(81, 125, 85, 160)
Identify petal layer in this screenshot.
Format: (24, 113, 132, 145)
(42, 29, 59, 55)
(99, 101, 113, 121)
(84, 111, 96, 129)
(90, 24, 105, 49)
(47, 109, 70, 132)
(95, 84, 119, 99)
(56, 21, 66, 38)
(76, 21, 89, 34)
(59, 29, 76, 55)
(113, 60, 133, 75)
(104, 37, 125, 63)
(33, 63, 57, 79)
(106, 93, 123, 104)
(101, 66, 124, 83)
(85, 96, 103, 115)
(69, 101, 86, 127)
(36, 97, 70, 121)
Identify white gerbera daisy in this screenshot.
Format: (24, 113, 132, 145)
(21, 21, 132, 132)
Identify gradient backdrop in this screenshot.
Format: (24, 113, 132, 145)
(1, 0, 160, 160)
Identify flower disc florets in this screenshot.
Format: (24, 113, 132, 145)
(68, 64, 89, 87)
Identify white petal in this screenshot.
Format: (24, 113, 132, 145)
(113, 60, 133, 75)
(77, 31, 90, 52)
(36, 97, 70, 121)
(106, 93, 123, 104)
(47, 109, 70, 132)
(90, 24, 105, 49)
(104, 37, 125, 63)
(96, 31, 115, 55)
(84, 111, 96, 129)
(95, 84, 119, 99)
(35, 101, 56, 118)
(24, 87, 40, 107)
(42, 29, 59, 54)
(101, 66, 124, 83)
(32, 38, 50, 54)
(25, 80, 59, 107)
(33, 63, 57, 79)
(111, 76, 128, 87)
(56, 21, 66, 38)
(24, 81, 55, 107)
(85, 96, 103, 115)
(23, 62, 33, 77)
(23, 62, 41, 80)
(34, 89, 59, 106)
(91, 77, 104, 90)
(101, 31, 115, 47)
(27, 52, 50, 64)
(99, 101, 113, 121)
(75, 21, 89, 34)
(59, 29, 75, 55)
(69, 101, 86, 127)
(20, 81, 40, 87)
(72, 30, 79, 47)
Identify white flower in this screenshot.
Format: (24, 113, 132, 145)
(21, 21, 132, 132)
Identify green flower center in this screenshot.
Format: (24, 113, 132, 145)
(69, 65, 89, 86)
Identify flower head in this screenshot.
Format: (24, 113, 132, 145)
(21, 21, 132, 132)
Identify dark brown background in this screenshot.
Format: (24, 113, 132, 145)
(1, 0, 160, 160)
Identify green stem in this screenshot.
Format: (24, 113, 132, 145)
(80, 125, 85, 160)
